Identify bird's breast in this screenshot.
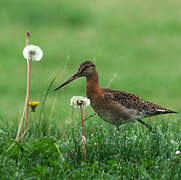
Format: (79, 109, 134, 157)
(90, 95, 136, 126)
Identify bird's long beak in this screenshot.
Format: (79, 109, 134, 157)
(55, 72, 81, 91)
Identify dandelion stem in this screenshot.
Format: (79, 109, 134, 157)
(80, 105, 86, 138)
(16, 32, 30, 142)
(80, 104, 86, 163)
(7, 111, 34, 153)
(22, 32, 31, 144)
(22, 59, 31, 143)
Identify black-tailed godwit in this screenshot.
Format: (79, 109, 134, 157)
(55, 61, 177, 131)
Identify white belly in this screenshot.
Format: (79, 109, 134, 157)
(91, 102, 136, 127)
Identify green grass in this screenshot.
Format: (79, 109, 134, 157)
(0, 115, 181, 179)
(0, 0, 181, 179)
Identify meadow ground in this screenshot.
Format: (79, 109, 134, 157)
(0, 0, 181, 179)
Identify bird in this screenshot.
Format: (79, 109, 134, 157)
(55, 60, 177, 131)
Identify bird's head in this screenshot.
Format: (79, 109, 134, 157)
(55, 60, 96, 91)
(77, 61, 96, 77)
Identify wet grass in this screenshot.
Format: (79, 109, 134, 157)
(0, 0, 181, 179)
(0, 114, 181, 179)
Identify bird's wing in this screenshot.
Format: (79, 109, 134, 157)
(103, 88, 176, 115)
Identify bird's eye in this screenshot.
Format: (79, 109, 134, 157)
(84, 66, 88, 70)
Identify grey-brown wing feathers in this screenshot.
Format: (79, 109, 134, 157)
(103, 88, 177, 116)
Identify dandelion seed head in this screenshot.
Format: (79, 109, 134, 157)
(70, 96, 90, 108)
(23, 45, 43, 61)
(175, 150, 180, 155)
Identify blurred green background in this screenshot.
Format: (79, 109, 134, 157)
(0, 0, 181, 126)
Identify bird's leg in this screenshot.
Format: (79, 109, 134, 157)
(136, 119, 155, 133)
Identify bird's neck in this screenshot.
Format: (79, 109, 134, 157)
(86, 71, 103, 100)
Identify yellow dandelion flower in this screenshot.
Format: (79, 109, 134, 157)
(28, 101, 40, 112)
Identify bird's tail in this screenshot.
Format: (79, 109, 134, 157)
(156, 109, 178, 114)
